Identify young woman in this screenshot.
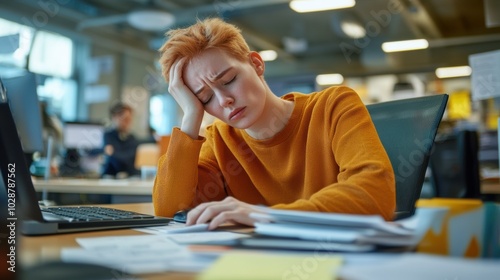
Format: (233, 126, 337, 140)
(154, 18, 395, 229)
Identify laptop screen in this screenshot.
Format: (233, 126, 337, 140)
(2, 72, 44, 154)
(0, 102, 44, 221)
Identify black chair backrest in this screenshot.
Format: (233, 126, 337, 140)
(429, 130, 481, 199)
(366, 94, 448, 220)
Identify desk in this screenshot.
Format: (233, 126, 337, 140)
(19, 203, 499, 280)
(20, 203, 193, 280)
(32, 178, 154, 195)
(35, 178, 500, 196)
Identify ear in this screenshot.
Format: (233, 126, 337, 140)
(249, 51, 265, 76)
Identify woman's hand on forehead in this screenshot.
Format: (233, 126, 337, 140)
(168, 57, 205, 139)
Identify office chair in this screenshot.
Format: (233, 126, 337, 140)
(428, 130, 481, 199)
(366, 94, 448, 220)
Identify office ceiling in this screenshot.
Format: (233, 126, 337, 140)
(2, 0, 500, 78)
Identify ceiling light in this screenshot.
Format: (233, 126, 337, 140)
(340, 21, 366, 39)
(290, 0, 355, 13)
(435, 66, 472, 79)
(382, 39, 429, 53)
(127, 10, 175, 31)
(331, 13, 366, 39)
(259, 50, 278, 61)
(316, 74, 344, 85)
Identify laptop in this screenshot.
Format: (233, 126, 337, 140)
(0, 96, 171, 236)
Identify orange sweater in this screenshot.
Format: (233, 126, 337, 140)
(153, 86, 396, 220)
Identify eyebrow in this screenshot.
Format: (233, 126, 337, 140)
(194, 67, 233, 95)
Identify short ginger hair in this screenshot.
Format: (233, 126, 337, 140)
(159, 18, 251, 82)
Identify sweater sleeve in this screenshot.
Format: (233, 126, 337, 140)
(272, 89, 396, 220)
(152, 127, 227, 217)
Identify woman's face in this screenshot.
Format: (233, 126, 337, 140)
(183, 48, 268, 130)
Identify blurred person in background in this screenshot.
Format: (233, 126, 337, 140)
(101, 102, 139, 178)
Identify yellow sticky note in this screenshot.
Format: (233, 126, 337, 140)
(198, 252, 342, 280)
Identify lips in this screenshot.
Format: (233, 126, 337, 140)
(229, 107, 246, 120)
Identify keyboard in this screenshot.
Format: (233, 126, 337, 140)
(41, 206, 156, 222)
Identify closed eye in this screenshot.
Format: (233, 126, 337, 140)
(202, 95, 212, 105)
(224, 75, 236, 85)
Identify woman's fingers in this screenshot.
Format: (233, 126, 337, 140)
(166, 57, 205, 138)
(168, 58, 191, 102)
(208, 209, 257, 230)
(196, 201, 238, 225)
(185, 199, 230, 225)
(168, 57, 186, 88)
(185, 202, 211, 225)
(185, 197, 261, 230)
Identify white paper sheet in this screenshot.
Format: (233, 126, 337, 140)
(63, 230, 249, 274)
(167, 232, 250, 244)
(338, 253, 500, 280)
(63, 234, 214, 274)
(63, 235, 191, 274)
(135, 223, 209, 235)
(75, 234, 183, 250)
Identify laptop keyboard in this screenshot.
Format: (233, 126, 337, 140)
(41, 206, 155, 222)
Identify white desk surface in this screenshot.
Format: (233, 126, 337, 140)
(32, 178, 154, 195)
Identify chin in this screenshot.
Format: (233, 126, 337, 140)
(229, 123, 250, 130)
(228, 118, 255, 130)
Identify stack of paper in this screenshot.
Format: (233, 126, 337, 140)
(246, 207, 444, 252)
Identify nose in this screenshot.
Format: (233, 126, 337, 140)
(217, 92, 234, 108)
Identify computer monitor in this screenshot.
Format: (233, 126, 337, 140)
(429, 130, 481, 198)
(478, 130, 498, 165)
(63, 122, 104, 150)
(1, 72, 44, 154)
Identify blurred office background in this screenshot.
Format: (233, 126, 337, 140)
(1, 0, 500, 201)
